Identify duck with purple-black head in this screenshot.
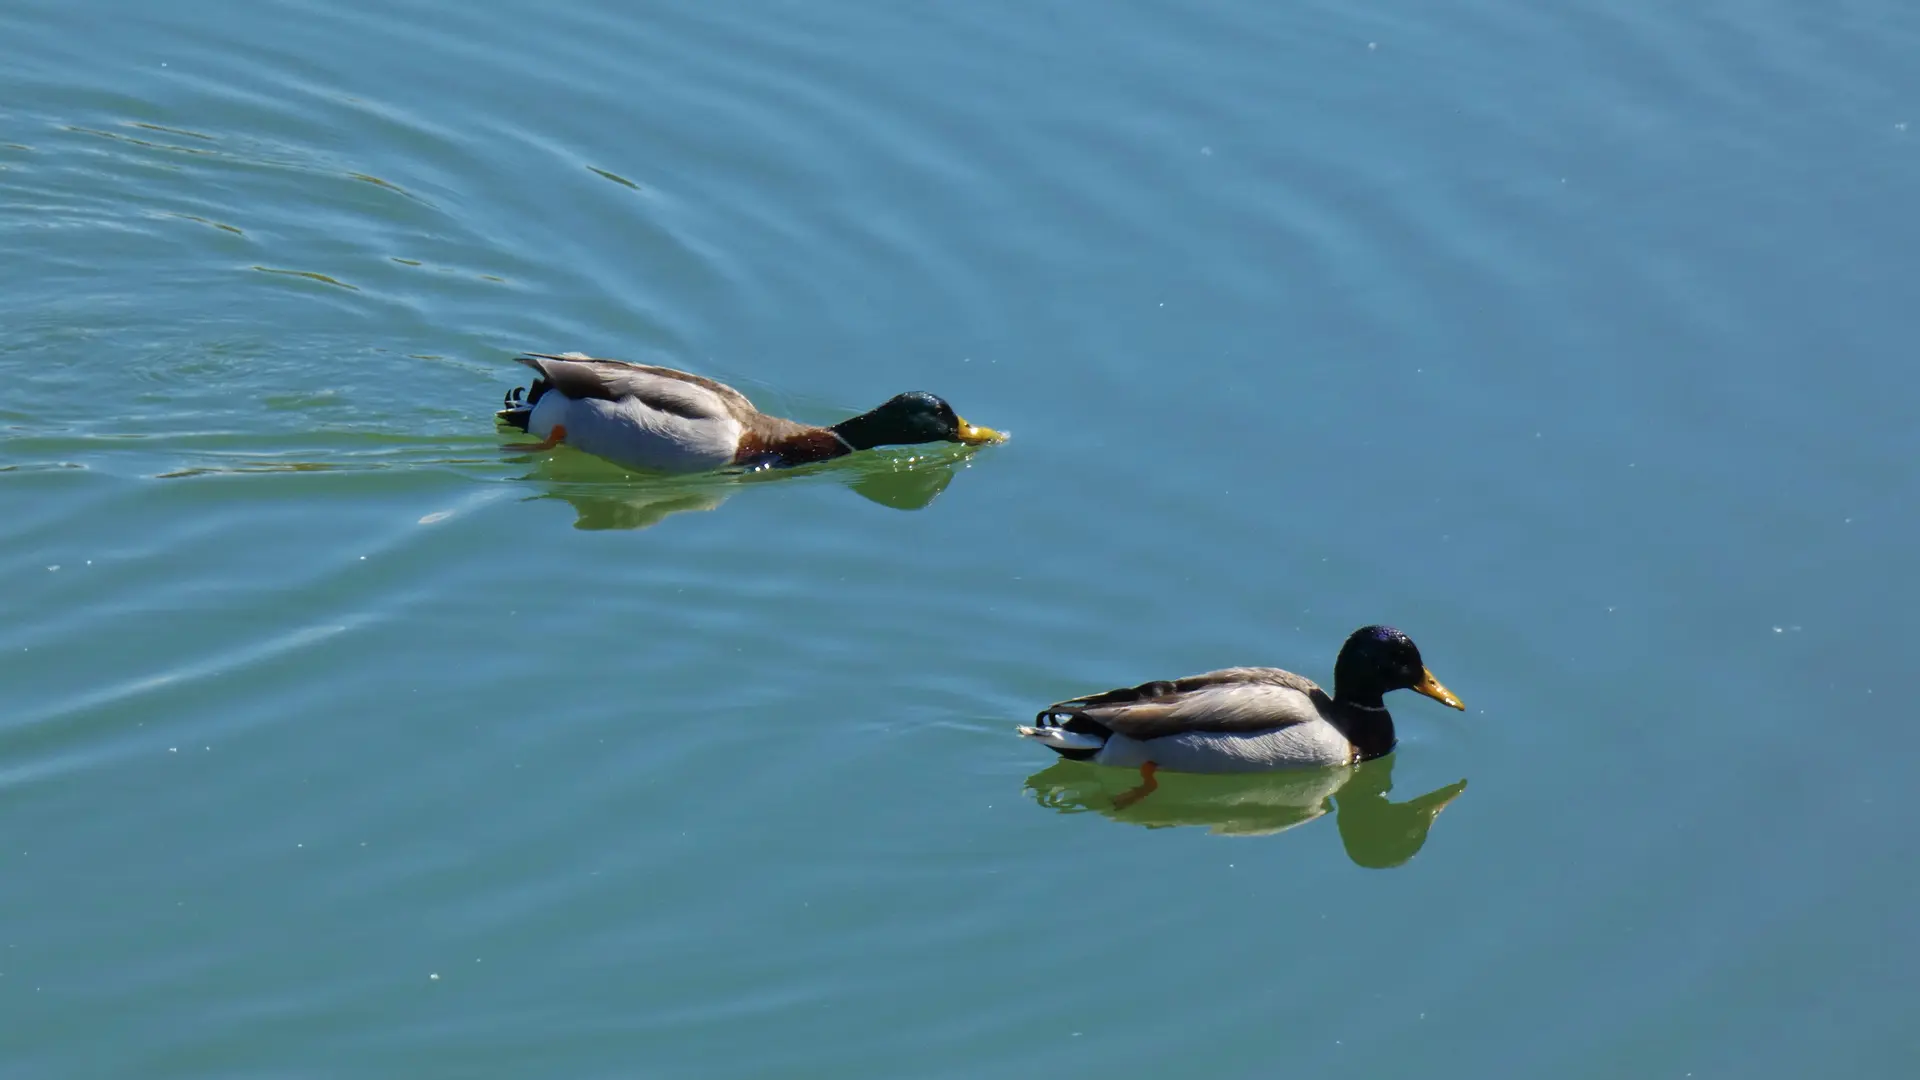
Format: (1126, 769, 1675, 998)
(496, 352, 1005, 474)
(1017, 625, 1464, 807)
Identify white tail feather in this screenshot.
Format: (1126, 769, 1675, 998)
(1016, 725, 1105, 751)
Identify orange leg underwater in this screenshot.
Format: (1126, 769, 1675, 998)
(1113, 761, 1160, 810)
(507, 423, 568, 453)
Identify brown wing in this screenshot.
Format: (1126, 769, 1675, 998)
(1038, 667, 1332, 740)
(518, 353, 761, 421)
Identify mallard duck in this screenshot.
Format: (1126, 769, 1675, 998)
(1017, 625, 1464, 805)
(495, 352, 1006, 473)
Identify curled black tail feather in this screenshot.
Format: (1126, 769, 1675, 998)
(1032, 704, 1112, 739)
(1022, 703, 1110, 761)
(494, 379, 551, 431)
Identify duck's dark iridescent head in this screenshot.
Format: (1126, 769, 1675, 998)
(830, 391, 1007, 451)
(1332, 625, 1464, 710)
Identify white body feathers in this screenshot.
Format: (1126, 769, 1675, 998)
(514, 355, 753, 474)
(527, 390, 744, 474)
(1016, 721, 1354, 771)
(1017, 669, 1363, 772)
(1080, 724, 1354, 771)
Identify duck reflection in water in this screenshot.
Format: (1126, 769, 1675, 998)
(514, 444, 977, 531)
(1025, 755, 1466, 868)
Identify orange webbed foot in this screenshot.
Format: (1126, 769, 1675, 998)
(1113, 761, 1160, 810)
(507, 423, 568, 453)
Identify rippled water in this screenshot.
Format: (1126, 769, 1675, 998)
(5, 0, 1918, 1075)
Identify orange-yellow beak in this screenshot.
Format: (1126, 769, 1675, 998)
(1411, 668, 1464, 710)
(956, 417, 1007, 445)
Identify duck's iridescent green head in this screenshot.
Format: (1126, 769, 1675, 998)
(1333, 625, 1464, 710)
(831, 391, 1006, 451)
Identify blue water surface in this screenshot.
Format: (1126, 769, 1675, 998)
(3, 0, 1917, 1076)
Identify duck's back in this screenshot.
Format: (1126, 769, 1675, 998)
(1049, 667, 1359, 771)
(521, 355, 750, 473)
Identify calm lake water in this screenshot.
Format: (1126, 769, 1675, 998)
(4, 0, 1918, 1075)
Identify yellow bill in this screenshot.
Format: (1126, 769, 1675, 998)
(1412, 668, 1464, 710)
(956, 417, 1007, 445)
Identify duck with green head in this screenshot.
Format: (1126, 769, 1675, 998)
(1018, 625, 1465, 806)
(495, 353, 1006, 473)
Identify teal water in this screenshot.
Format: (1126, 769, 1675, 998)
(5, 0, 1918, 1075)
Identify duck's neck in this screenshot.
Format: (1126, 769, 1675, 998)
(1330, 678, 1397, 761)
(826, 409, 889, 451)
(734, 422, 853, 468)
